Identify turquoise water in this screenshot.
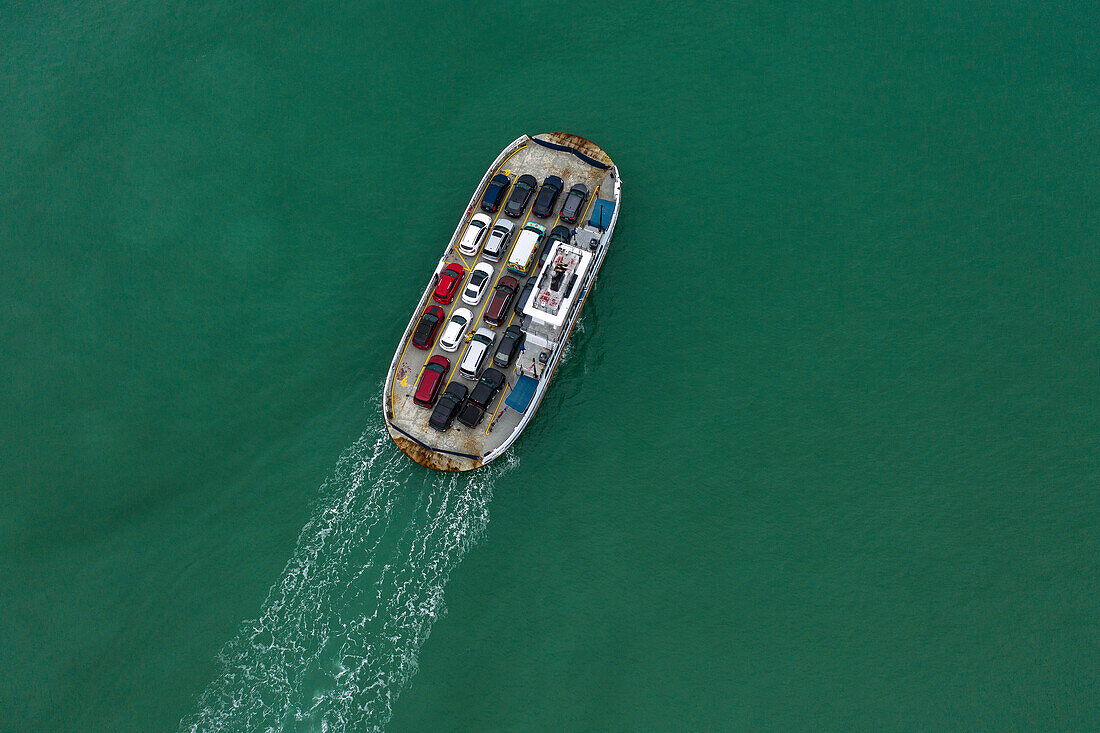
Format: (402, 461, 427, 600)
(2, 1, 1097, 730)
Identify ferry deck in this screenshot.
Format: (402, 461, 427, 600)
(384, 133, 620, 471)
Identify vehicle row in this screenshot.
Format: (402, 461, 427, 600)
(412, 321, 526, 422)
(427, 367, 507, 431)
(457, 216, 575, 277)
(479, 172, 590, 224)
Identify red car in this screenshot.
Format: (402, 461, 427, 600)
(411, 305, 445, 350)
(432, 263, 465, 304)
(414, 355, 450, 408)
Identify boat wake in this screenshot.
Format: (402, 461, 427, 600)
(181, 412, 511, 732)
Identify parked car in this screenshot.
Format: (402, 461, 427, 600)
(459, 327, 496, 379)
(484, 276, 519, 326)
(547, 224, 572, 249)
(482, 220, 514, 262)
(438, 307, 473, 352)
(531, 175, 564, 218)
(411, 304, 445, 350)
(504, 174, 537, 217)
(458, 368, 506, 428)
(413, 355, 450, 407)
(559, 183, 589, 223)
(493, 325, 525, 368)
(480, 173, 510, 214)
(461, 263, 495, 306)
(429, 381, 468, 431)
(432, 262, 465, 304)
(514, 281, 535, 315)
(457, 213, 492, 256)
(456, 401, 484, 429)
(506, 223, 545, 276)
(469, 368, 506, 408)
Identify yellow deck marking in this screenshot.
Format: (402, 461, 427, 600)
(577, 185, 599, 230)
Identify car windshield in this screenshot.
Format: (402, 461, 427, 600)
(470, 272, 487, 286)
(426, 362, 444, 374)
(517, 181, 532, 193)
(423, 313, 438, 324)
(452, 315, 467, 326)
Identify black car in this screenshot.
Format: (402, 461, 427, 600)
(456, 401, 484, 429)
(468, 368, 506, 408)
(480, 173, 510, 214)
(504, 174, 537, 217)
(514, 280, 535, 315)
(493, 325, 525, 368)
(428, 382, 468, 432)
(559, 183, 589, 223)
(547, 224, 572, 248)
(531, 175, 564, 218)
(411, 304, 445, 350)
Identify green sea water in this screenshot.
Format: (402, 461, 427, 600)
(2, 1, 1097, 730)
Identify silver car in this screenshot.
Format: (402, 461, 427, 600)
(482, 220, 514, 262)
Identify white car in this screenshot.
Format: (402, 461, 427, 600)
(482, 220, 513, 262)
(457, 213, 492, 257)
(438, 308, 473, 352)
(461, 263, 495, 306)
(459, 328, 496, 379)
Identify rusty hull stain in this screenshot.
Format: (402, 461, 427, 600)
(539, 132, 613, 167)
(390, 432, 482, 472)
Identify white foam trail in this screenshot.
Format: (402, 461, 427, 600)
(181, 412, 512, 732)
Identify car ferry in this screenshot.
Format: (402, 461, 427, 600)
(383, 133, 621, 471)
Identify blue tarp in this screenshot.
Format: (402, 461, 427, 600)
(504, 375, 539, 413)
(589, 198, 615, 230)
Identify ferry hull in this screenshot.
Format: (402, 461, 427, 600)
(383, 133, 621, 471)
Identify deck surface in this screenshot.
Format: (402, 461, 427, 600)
(385, 136, 617, 470)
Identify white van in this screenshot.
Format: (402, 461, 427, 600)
(506, 222, 546, 276)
